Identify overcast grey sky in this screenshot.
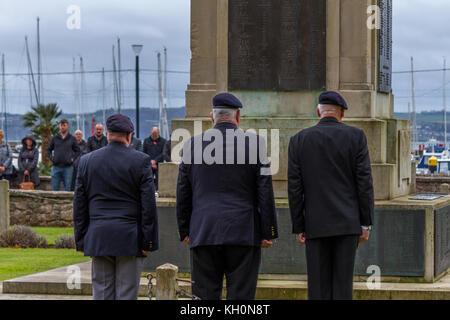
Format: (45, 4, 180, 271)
(0, 0, 449, 114)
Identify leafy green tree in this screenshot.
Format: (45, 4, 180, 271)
(22, 103, 62, 164)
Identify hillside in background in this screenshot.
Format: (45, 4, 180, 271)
(394, 111, 447, 123)
(1, 107, 186, 142)
(394, 111, 447, 142)
(1, 109, 446, 143)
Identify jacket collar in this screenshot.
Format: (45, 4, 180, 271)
(214, 121, 238, 130)
(94, 134, 105, 140)
(318, 116, 340, 124)
(57, 132, 72, 140)
(149, 136, 161, 142)
(107, 141, 127, 148)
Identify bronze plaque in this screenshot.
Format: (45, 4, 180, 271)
(228, 0, 326, 91)
(378, 0, 393, 93)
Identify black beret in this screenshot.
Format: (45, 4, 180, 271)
(106, 114, 134, 133)
(213, 92, 243, 109)
(319, 91, 348, 110)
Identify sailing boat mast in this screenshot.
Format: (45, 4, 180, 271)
(411, 57, 417, 151)
(37, 17, 43, 104)
(73, 57, 80, 131)
(112, 45, 119, 113)
(102, 67, 106, 125)
(117, 38, 122, 111)
(1, 54, 6, 139)
(444, 57, 447, 151)
(157, 52, 163, 134)
(80, 56, 86, 136)
(161, 47, 169, 139)
(25, 36, 39, 106)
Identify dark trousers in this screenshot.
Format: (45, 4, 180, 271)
(305, 235, 359, 300)
(191, 245, 261, 300)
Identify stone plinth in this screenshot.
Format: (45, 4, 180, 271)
(144, 196, 450, 284)
(170, 117, 412, 200)
(158, 163, 180, 198)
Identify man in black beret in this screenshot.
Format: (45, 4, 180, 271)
(176, 92, 278, 300)
(73, 113, 159, 300)
(288, 91, 374, 300)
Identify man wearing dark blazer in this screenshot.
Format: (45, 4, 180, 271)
(176, 92, 278, 300)
(73, 114, 159, 300)
(288, 91, 374, 300)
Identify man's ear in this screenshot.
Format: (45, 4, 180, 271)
(210, 111, 214, 123)
(316, 106, 321, 118)
(236, 109, 241, 125)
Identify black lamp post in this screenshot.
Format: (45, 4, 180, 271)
(132, 44, 143, 138)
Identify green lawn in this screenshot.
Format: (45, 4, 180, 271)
(0, 226, 89, 282)
(0, 248, 90, 281)
(30, 227, 74, 245)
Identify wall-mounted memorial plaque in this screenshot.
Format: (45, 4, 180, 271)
(228, 0, 326, 91)
(378, 0, 393, 93)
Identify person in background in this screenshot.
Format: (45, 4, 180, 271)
(74, 130, 88, 156)
(47, 119, 80, 191)
(129, 135, 143, 152)
(87, 123, 108, 153)
(143, 127, 166, 191)
(18, 134, 40, 187)
(71, 130, 88, 191)
(0, 130, 13, 181)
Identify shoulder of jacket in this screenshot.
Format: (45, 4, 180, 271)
(343, 124, 365, 135)
(79, 152, 92, 166)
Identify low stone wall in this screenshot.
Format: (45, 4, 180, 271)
(416, 176, 450, 194)
(9, 190, 74, 227)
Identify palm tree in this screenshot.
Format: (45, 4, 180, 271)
(22, 103, 62, 164)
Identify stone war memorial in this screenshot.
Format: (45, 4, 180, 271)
(147, 0, 450, 286)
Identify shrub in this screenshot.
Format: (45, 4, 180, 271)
(39, 162, 52, 176)
(54, 234, 76, 249)
(0, 225, 48, 248)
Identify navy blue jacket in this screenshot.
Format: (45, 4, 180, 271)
(176, 122, 278, 248)
(288, 117, 374, 239)
(73, 141, 159, 257)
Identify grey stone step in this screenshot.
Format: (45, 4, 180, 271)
(2, 261, 450, 300)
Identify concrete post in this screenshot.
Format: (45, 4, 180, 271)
(155, 263, 179, 300)
(440, 183, 449, 194)
(0, 180, 10, 232)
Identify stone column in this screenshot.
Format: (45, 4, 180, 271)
(185, 0, 218, 117)
(155, 263, 179, 300)
(0, 180, 10, 232)
(336, 0, 394, 119)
